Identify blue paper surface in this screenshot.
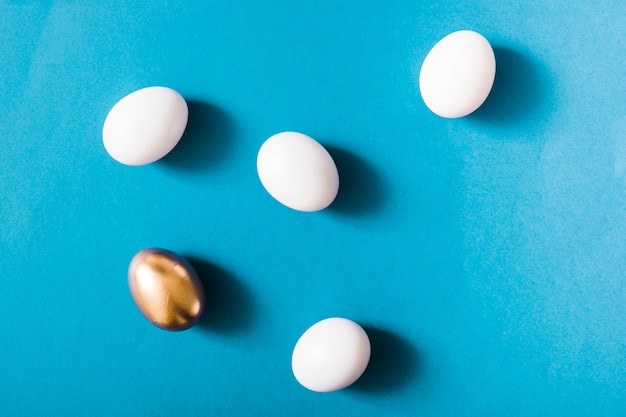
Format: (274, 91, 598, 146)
(1, 1, 624, 415)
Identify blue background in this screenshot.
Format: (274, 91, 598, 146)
(1, 1, 625, 415)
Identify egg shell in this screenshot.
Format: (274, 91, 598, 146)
(419, 30, 496, 118)
(291, 317, 371, 392)
(256, 131, 339, 212)
(102, 86, 188, 165)
(128, 248, 205, 331)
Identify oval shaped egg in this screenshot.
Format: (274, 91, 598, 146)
(419, 30, 496, 118)
(291, 317, 371, 392)
(128, 248, 205, 331)
(257, 131, 339, 212)
(103, 86, 188, 165)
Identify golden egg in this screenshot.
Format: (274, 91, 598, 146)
(128, 248, 205, 331)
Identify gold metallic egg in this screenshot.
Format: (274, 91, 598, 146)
(128, 248, 205, 331)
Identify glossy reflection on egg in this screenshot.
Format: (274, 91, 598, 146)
(128, 248, 205, 331)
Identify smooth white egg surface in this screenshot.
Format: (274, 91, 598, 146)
(256, 131, 339, 212)
(291, 317, 371, 392)
(102, 86, 188, 165)
(419, 30, 496, 118)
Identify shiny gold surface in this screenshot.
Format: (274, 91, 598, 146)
(128, 248, 205, 331)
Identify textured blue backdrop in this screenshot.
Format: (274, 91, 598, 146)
(1, 1, 624, 415)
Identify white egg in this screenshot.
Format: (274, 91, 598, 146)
(102, 86, 188, 165)
(256, 131, 339, 212)
(291, 317, 371, 392)
(419, 30, 496, 118)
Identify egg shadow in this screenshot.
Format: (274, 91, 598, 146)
(185, 257, 256, 334)
(469, 46, 555, 133)
(324, 145, 387, 217)
(349, 327, 420, 394)
(161, 100, 236, 172)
